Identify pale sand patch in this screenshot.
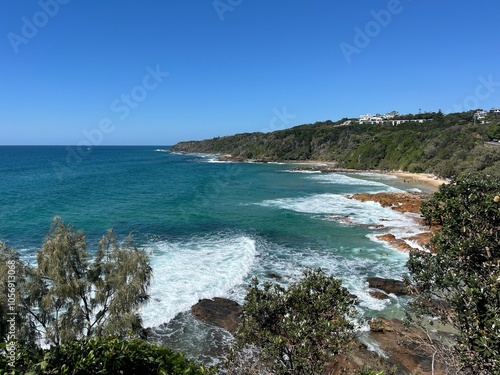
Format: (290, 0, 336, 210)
(388, 171, 448, 191)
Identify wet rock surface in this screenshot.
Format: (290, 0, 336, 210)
(191, 297, 242, 334)
(367, 277, 409, 296)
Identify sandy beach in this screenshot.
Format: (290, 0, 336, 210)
(388, 171, 448, 191)
(287, 160, 448, 192)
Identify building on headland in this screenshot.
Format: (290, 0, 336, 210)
(475, 110, 488, 120)
(490, 108, 500, 114)
(359, 114, 371, 122)
(358, 111, 430, 125)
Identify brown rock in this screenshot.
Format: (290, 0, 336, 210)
(348, 192, 429, 214)
(407, 232, 432, 249)
(376, 233, 417, 253)
(370, 318, 450, 375)
(367, 277, 409, 296)
(326, 339, 397, 374)
(191, 297, 242, 333)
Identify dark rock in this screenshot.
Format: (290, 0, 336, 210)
(191, 297, 242, 334)
(218, 155, 245, 162)
(267, 273, 282, 280)
(140, 327, 157, 340)
(369, 290, 390, 300)
(367, 277, 409, 296)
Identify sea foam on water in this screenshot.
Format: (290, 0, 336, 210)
(141, 235, 257, 328)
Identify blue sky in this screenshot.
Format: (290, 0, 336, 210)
(1, 0, 499, 145)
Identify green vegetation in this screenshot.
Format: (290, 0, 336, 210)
(229, 269, 357, 375)
(407, 174, 500, 374)
(172, 111, 500, 179)
(0, 336, 210, 375)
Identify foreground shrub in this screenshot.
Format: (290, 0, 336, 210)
(230, 268, 357, 375)
(407, 174, 500, 374)
(1, 336, 212, 375)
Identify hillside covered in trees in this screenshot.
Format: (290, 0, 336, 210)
(172, 111, 500, 179)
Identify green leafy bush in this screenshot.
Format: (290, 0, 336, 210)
(230, 268, 357, 375)
(407, 174, 500, 374)
(1, 336, 211, 375)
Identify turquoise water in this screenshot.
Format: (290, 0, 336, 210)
(0, 146, 425, 363)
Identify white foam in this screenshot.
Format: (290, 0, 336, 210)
(141, 235, 257, 327)
(258, 193, 419, 233)
(256, 192, 423, 303)
(408, 188, 423, 193)
(232, 239, 409, 313)
(307, 173, 403, 192)
(352, 172, 398, 180)
(205, 159, 232, 163)
(308, 173, 387, 186)
(282, 169, 321, 174)
(197, 154, 221, 163)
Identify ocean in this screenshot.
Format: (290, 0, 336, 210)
(0, 146, 429, 364)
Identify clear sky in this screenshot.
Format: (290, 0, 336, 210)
(1, 0, 499, 145)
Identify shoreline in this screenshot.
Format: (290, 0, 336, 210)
(210, 154, 449, 192)
(347, 191, 432, 252)
(388, 171, 448, 191)
(178, 152, 439, 251)
(282, 160, 448, 191)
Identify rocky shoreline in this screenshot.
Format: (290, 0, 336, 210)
(185, 189, 451, 374)
(190, 286, 452, 374)
(347, 191, 434, 253)
(167, 153, 450, 372)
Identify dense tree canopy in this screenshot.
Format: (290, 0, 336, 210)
(407, 174, 500, 374)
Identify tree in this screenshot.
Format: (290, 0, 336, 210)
(15, 217, 152, 346)
(406, 174, 500, 374)
(231, 268, 357, 375)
